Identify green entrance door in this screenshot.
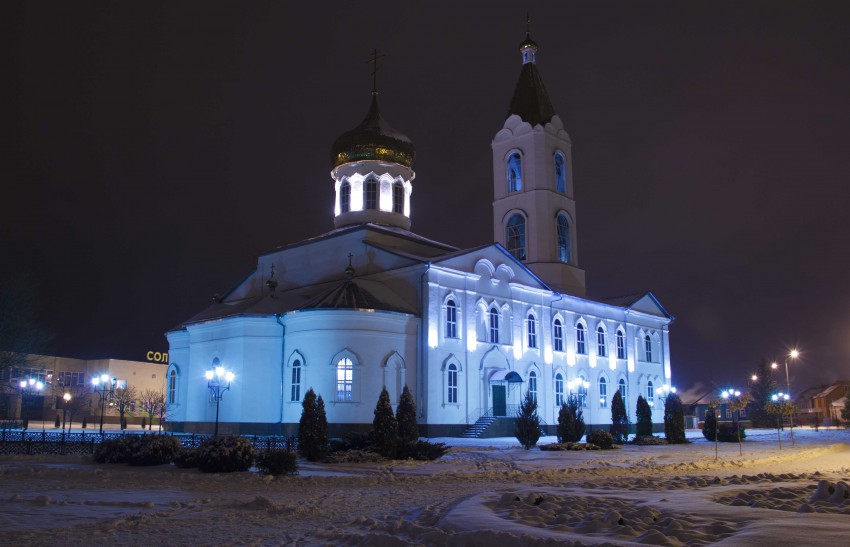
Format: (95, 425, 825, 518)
(492, 385, 507, 416)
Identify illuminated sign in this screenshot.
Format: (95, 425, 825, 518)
(146, 351, 169, 363)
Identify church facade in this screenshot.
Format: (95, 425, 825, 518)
(165, 33, 674, 437)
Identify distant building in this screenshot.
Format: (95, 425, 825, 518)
(166, 31, 676, 437)
(0, 354, 166, 425)
(812, 381, 850, 424)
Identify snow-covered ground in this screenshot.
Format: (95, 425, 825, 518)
(1, 428, 848, 545)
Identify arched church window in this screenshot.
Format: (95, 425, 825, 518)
(447, 364, 458, 403)
(555, 373, 564, 406)
(577, 376, 588, 407)
(647, 381, 655, 406)
(553, 319, 564, 352)
(555, 152, 566, 193)
(556, 214, 571, 263)
(526, 313, 537, 348)
(488, 307, 500, 344)
(445, 299, 458, 339)
(365, 177, 378, 210)
(340, 180, 351, 213)
(619, 378, 627, 401)
(599, 377, 607, 408)
(506, 214, 526, 261)
(507, 152, 522, 192)
(576, 323, 587, 355)
(336, 357, 353, 402)
(529, 370, 538, 402)
(290, 359, 301, 402)
(616, 329, 626, 359)
(167, 370, 177, 404)
(645, 334, 653, 362)
(597, 326, 607, 357)
(392, 181, 404, 214)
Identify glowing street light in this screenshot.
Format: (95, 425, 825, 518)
(62, 392, 71, 431)
(206, 365, 235, 436)
(92, 374, 117, 435)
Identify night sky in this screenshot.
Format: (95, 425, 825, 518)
(4, 1, 850, 394)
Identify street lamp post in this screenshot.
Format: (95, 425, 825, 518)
(205, 366, 235, 436)
(772, 349, 799, 446)
(19, 378, 44, 431)
(92, 374, 117, 435)
(62, 393, 71, 431)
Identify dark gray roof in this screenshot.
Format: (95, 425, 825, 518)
(296, 277, 415, 314)
(508, 62, 556, 127)
(331, 94, 415, 168)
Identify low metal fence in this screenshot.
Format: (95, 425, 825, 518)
(0, 429, 297, 456)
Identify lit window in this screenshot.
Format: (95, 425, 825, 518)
(578, 378, 588, 407)
(167, 370, 177, 404)
(555, 373, 564, 406)
(645, 335, 653, 362)
(527, 313, 537, 348)
(647, 381, 654, 406)
(616, 330, 626, 359)
(599, 377, 607, 408)
(340, 180, 351, 213)
(576, 323, 587, 355)
(553, 319, 564, 352)
(618, 378, 627, 401)
(489, 308, 500, 344)
(447, 364, 458, 404)
(506, 214, 526, 261)
(556, 214, 571, 263)
(597, 326, 607, 357)
(445, 299, 458, 339)
(365, 178, 378, 209)
(555, 152, 566, 193)
(336, 358, 353, 402)
(529, 371, 537, 402)
(392, 181, 403, 213)
(290, 359, 301, 402)
(507, 152, 522, 192)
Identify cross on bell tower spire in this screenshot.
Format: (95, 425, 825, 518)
(367, 48, 385, 96)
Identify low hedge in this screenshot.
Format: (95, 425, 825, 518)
(93, 435, 182, 466)
(196, 435, 255, 473)
(255, 449, 298, 476)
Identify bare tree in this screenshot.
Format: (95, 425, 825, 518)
(52, 381, 92, 432)
(139, 389, 165, 431)
(111, 386, 138, 430)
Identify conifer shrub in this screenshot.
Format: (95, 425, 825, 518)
(702, 409, 718, 441)
(557, 399, 580, 443)
(196, 435, 254, 473)
(372, 387, 398, 458)
(93, 437, 134, 464)
(141, 417, 147, 429)
(717, 423, 745, 442)
(636, 395, 653, 437)
(632, 435, 667, 446)
(396, 440, 449, 461)
(396, 385, 419, 443)
(81, 417, 87, 429)
(663, 393, 687, 444)
(54, 415, 60, 428)
(255, 449, 298, 476)
(587, 429, 614, 449)
(93, 435, 182, 466)
(514, 390, 542, 450)
(173, 447, 199, 468)
(609, 391, 629, 443)
(324, 450, 385, 463)
(298, 389, 328, 462)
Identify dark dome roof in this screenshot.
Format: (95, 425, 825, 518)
(519, 35, 539, 51)
(331, 95, 415, 168)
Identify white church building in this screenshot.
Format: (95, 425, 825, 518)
(165, 32, 674, 437)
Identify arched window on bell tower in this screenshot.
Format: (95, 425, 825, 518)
(364, 177, 378, 210)
(507, 152, 522, 192)
(392, 181, 404, 213)
(506, 214, 526, 261)
(554, 152, 566, 193)
(556, 213, 571, 263)
(340, 180, 351, 213)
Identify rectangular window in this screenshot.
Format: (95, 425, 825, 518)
(290, 365, 301, 402)
(555, 376, 564, 406)
(446, 303, 457, 339)
(527, 317, 537, 348)
(489, 310, 499, 344)
(448, 367, 458, 404)
(597, 329, 606, 357)
(554, 322, 564, 352)
(576, 327, 586, 355)
(337, 358, 353, 401)
(616, 331, 626, 359)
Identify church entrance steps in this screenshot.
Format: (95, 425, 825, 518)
(460, 416, 498, 438)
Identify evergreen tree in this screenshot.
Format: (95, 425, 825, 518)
(702, 406, 718, 441)
(396, 385, 419, 443)
(373, 387, 398, 458)
(558, 395, 586, 442)
(636, 395, 653, 437)
(663, 393, 687, 443)
(316, 394, 328, 455)
(609, 391, 629, 443)
(514, 390, 541, 450)
(748, 357, 779, 427)
(298, 389, 327, 461)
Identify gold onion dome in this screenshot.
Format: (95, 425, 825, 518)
(331, 94, 415, 168)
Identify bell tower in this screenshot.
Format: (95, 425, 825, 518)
(491, 25, 586, 295)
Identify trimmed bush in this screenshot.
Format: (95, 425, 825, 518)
(514, 390, 542, 450)
(396, 440, 449, 461)
(373, 388, 398, 458)
(636, 396, 653, 437)
(702, 409, 718, 441)
(255, 450, 298, 476)
(717, 423, 746, 443)
(196, 435, 255, 473)
(632, 435, 666, 446)
(93, 435, 182, 466)
(396, 385, 419, 443)
(609, 391, 629, 443)
(93, 438, 134, 464)
(540, 442, 599, 451)
(324, 450, 385, 463)
(663, 393, 687, 444)
(173, 447, 199, 468)
(587, 429, 614, 449)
